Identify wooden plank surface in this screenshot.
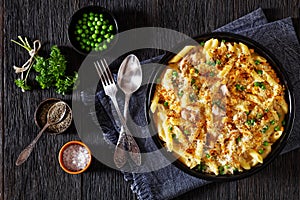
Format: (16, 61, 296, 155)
(1, 0, 300, 200)
(0, 0, 4, 199)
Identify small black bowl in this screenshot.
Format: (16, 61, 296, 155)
(68, 5, 118, 56)
(146, 32, 295, 181)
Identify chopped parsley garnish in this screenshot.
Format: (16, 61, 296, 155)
(206, 60, 216, 66)
(261, 125, 269, 133)
(270, 120, 275, 125)
(216, 59, 221, 65)
(178, 90, 184, 97)
(282, 120, 286, 126)
(235, 84, 245, 91)
(209, 72, 215, 77)
(197, 164, 207, 171)
(218, 166, 225, 175)
(221, 39, 226, 43)
(274, 126, 280, 131)
(194, 68, 199, 74)
(184, 130, 189, 135)
(245, 111, 250, 115)
(265, 108, 269, 112)
(200, 41, 205, 46)
(191, 78, 196, 85)
(258, 149, 264, 154)
(254, 82, 266, 90)
(236, 137, 241, 143)
(254, 60, 261, 65)
(256, 113, 263, 119)
(257, 69, 263, 75)
(172, 133, 176, 138)
(172, 70, 178, 78)
(246, 119, 255, 126)
(163, 101, 168, 107)
(263, 141, 269, 146)
(168, 126, 173, 131)
(206, 154, 211, 158)
(226, 53, 231, 58)
(192, 84, 199, 90)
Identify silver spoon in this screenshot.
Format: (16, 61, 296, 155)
(16, 101, 67, 166)
(114, 54, 142, 168)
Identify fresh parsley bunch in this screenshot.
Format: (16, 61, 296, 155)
(34, 46, 78, 95)
(12, 36, 78, 95)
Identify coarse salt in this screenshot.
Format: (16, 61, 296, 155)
(62, 144, 91, 171)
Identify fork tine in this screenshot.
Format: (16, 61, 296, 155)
(100, 59, 112, 84)
(94, 61, 106, 85)
(101, 59, 115, 84)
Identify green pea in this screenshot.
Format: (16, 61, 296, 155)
(82, 25, 87, 29)
(95, 30, 99, 34)
(94, 17, 98, 21)
(97, 38, 102, 43)
(99, 14, 103, 18)
(83, 13, 88, 18)
(100, 18, 103, 22)
(81, 33, 86, 38)
(90, 27, 95, 31)
(83, 17, 87, 21)
(78, 20, 82, 24)
(77, 29, 83, 34)
(91, 42, 95, 47)
(103, 44, 107, 49)
(86, 47, 90, 51)
(109, 25, 113, 31)
(92, 21, 96, 26)
(84, 29, 89, 34)
(106, 38, 111, 43)
(92, 34, 97, 39)
(102, 25, 107, 29)
(99, 46, 103, 51)
(100, 30, 105, 35)
(110, 35, 114, 40)
(89, 12, 94, 16)
(97, 21, 102, 26)
(88, 21, 92, 27)
(76, 37, 80, 41)
(89, 16, 94, 21)
(86, 41, 90, 45)
(81, 45, 85, 50)
(104, 34, 109, 39)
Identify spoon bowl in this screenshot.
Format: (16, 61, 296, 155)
(117, 54, 142, 94)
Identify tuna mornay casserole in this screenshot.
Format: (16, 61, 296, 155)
(150, 38, 288, 175)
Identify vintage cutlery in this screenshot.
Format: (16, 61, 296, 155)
(94, 59, 141, 168)
(115, 55, 142, 168)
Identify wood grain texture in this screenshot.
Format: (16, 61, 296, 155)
(1, 0, 300, 200)
(0, 0, 4, 199)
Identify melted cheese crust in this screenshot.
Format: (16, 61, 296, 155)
(151, 39, 288, 175)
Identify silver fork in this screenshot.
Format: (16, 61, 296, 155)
(94, 59, 141, 168)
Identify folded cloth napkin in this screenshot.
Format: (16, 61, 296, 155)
(94, 8, 300, 200)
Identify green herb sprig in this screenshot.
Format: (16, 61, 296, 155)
(12, 37, 78, 95)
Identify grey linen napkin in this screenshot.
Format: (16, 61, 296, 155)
(94, 8, 300, 200)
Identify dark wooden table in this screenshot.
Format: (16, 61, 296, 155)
(1, 0, 299, 199)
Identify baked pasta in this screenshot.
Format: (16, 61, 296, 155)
(151, 38, 288, 175)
